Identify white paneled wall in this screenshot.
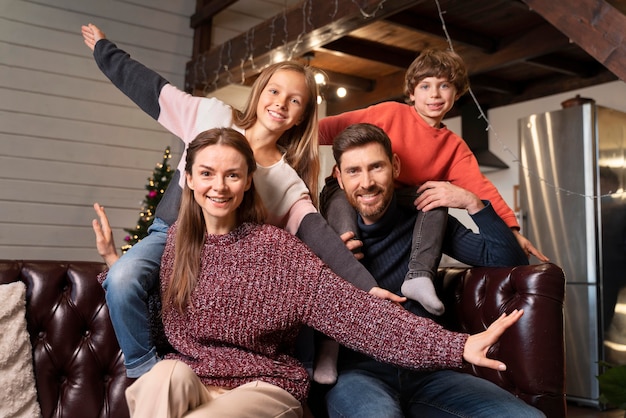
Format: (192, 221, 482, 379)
(1, 0, 195, 261)
(0, 0, 305, 261)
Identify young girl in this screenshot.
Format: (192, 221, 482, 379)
(81, 23, 397, 379)
(112, 127, 524, 417)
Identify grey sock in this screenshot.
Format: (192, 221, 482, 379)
(401, 276, 445, 316)
(313, 339, 339, 385)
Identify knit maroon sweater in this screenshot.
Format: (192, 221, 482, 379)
(160, 222, 468, 402)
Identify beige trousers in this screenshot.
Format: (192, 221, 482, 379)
(125, 359, 303, 418)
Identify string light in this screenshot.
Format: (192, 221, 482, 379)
(196, 0, 380, 95)
(314, 72, 326, 85)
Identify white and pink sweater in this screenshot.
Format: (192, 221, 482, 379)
(93, 39, 378, 291)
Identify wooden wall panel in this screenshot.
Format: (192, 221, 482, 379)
(0, 111, 176, 150)
(0, 156, 152, 187)
(117, 0, 195, 17)
(4, 88, 155, 129)
(0, 20, 188, 84)
(1, 0, 194, 260)
(7, 0, 191, 47)
(2, 224, 115, 252)
(2, 133, 169, 169)
(2, 179, 143, 208)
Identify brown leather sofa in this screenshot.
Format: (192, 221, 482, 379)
(0, 260, 566, 418)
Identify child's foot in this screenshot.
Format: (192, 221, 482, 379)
(313, 339, 339, 385)
(401, 276, 445, 316)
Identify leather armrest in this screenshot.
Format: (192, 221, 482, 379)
(438, 263, 566, 418)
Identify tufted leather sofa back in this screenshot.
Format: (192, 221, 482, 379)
(0, 260, 565, 418)
(438, 262, 566, 418)
(0, 260, 130, 418)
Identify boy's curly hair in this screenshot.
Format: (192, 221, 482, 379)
(404, 49, 469, 104)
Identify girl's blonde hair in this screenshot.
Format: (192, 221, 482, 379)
(165, 128, 266, 311)
(233, 61, 320, 207)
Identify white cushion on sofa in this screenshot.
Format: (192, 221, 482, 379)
(0, 281, 42, 418)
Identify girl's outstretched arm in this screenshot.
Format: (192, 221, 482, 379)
(80, 24, 169, 120)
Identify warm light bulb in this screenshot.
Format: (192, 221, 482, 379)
(317, 95, 323, 104)
(314, 72, 326, 85)
(336, 87, 347, 98)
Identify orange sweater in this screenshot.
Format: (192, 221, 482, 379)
(319, 102, 518, 228)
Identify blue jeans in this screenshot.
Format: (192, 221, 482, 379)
(102, 217, 168, 378)
(325, 361, 545, 418)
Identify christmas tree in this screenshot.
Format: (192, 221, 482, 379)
(121, 146, 173, 253)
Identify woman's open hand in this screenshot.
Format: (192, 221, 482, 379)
(463, 309, 524, 371)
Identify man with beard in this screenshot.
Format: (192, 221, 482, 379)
(317, 123, 541, 418)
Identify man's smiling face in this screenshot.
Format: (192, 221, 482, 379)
(336, 142, 400, 225)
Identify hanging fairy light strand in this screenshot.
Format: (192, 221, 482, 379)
(432, 0, 615, 200)
(199, 0, 390, 94)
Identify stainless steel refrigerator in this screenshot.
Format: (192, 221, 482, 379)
(518, 102, 626, 408)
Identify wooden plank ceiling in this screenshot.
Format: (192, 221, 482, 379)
(186, 0, 626, 116)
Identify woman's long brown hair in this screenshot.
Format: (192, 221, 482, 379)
(165, 128, 266, 311)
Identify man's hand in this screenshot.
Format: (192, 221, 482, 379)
(81, 23, 107, 52)
(368, 287, 407, 305)
(339, 231, 364, 260)
(415, 181, 484, 214)
(92, 203, 120, 267)
(512, 230, 549, 262)
(463, 309, 524, 371)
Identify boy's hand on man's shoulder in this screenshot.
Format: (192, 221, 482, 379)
(512, 230, 549, 262)
(415, 181, 484, 214)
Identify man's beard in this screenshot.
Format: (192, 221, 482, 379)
(347, 185, 393, 221)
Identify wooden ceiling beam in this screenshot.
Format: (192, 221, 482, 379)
(470, 75, 522, 95)
(324, 18, 574, 78)
(184, 0, 426, 93)
(464, 25, 571, 73)
(521, 0, 626, 81)
(322, 36, 417, 68)
(525, 55, 597, 77)
(480, 70, 618, 109)
(322, 69, 376, 92)
(327, 24, 574, 113)
(385, 13, 497, 52)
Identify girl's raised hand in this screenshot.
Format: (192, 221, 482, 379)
(81, 23, 107, 52)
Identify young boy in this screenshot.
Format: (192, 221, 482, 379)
(313, 49, 547, 384)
